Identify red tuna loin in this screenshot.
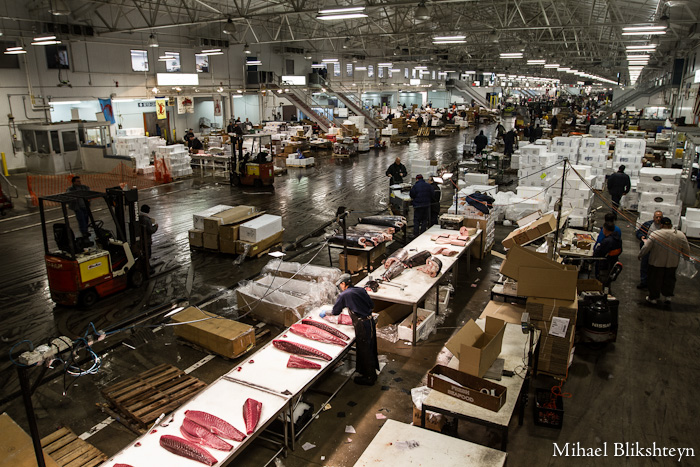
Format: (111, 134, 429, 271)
(159, 434, 217, 466)
(272, 339, 332, 361)
(287, 354, 322, 369)
(289, 323, 346, 346)
(180, 418, 233, 451)
(184, 410, 246, 442)
(243, 398, 262, 435)
(301, 319, 350, 340)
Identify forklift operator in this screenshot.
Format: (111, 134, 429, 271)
(66, 176, 91, 238)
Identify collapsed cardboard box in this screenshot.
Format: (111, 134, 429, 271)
(338, 243, 387, 272)
(478, 300, 525, 325)
(0, 413, 59, 467)
(374, 300, 413, 328)
(445, 317, 506, 378)
(500, 245, 577, 301)
(202, 206, 258, 235)
(170, 306, 255, 358)
(502, 213, 557, 249)
(427, 365, 507, 412)
(526, 297, 578, 338)
(537, 329, 576, 377)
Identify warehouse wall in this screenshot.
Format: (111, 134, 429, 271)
(675, 45, 700, 124)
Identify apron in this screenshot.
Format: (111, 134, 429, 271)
(350, 311, 379, 379)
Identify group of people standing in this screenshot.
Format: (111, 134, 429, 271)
(385, 158, 441, 238)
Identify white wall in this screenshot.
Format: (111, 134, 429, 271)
(232, 95, 261, 125)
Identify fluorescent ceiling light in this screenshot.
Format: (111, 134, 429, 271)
(206, 52, 224, 56)
(321, 58, 338, 62)
(33, 35, 56, 41)
(31, 40, 61, 46)
(444, 70, 455, 73)
(627, 44, 657, 49)
(246, 60, 262, 65)
(50, 101, 81, 105)
(201, 49, 221, 53)
(433, 40, 466, 44)
(390, 68, 400, 72)
(232, 95, 244, 99)
(622, 25, 667, 31)
(355, 66, 367, 70)
(527, 59, 546, 64)
(317, 13, 367, 20)
(318, 6, 365, 13)
(311, 64, 326, 68)
(544, 63, 559, 68)
(433, 35, 466, 40)
(622, 31, 666, 35)
(462, 71, 475, 74)
(378, 62, 392, 66)
(414, 66, 428, 70)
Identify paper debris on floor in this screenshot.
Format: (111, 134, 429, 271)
(301, 442, 316, 451)
(345, 425, 356, 434)
(375, 413, 387, 420)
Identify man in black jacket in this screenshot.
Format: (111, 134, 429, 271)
(409, 174, 435, 237)
(429, 176, 441, 226)
(386, 157, 408, 185)
(474, 130, 488, 155)
(606, 165, 631, 210)
(503, 129, 517, 157)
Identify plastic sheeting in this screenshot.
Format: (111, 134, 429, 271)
(255, 273, 338, 308)
(261, 258, 342, 284)
(504, 198, 549, 222)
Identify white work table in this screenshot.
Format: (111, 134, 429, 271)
(422, 322, 538, 451)
(353, 419, 507, 467)
(357, 225, 480, 344)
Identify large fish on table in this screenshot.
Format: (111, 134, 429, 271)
(358, 215, 406, 228)
(180, 418, 233, 451)
(381, 261, 406, 281)
(273, 339, 332, 361)
(184, 410, 246, 442)
(329, 234, 367, 248)
(287, 354, 322, 369)
(405, 250, 431, 268)
(159, 434, 217, 466)
(416, 256, 443, 278)
(384, 247, 409, 267)
(301, 318, 350, 340)
(289, 323, 347, 346)
(354, 223, 395, 234)
(243, 398, 262, 435)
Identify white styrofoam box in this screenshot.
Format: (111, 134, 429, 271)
(193, 205, 235, 230)
(521, 144, 547, 156)
(581, 138, 610, 150)
(616, 138, 646, 151)
(397, 308, 436, 342)
(561, 197, 591, 209)
(639, 192, 679, 205)
(286, 157, 315, 167)
(570, 206, 591, 217)
(563, 188, 592, 200)
(681, 217, 700, 238)
(553, 137, 580, 148)
(589, 125, 607, 138)
(537, 152, 559, 166)
(239, 214, 283, 243)
(639, 167, 682, 185)
(464, 173, 489, 184)
(636, 182, 679, 195)
(563, 175, 595, 190)
(558, 164, 592, 178)
(685, 208, 700, 222)
(517, 186, 547, 199)
(640, 201, 682, 218)
(458, 184, 498, 197)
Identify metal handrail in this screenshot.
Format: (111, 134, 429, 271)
(0, 173, 19, 199)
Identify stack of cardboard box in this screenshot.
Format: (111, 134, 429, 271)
(391, 117, 408, 135)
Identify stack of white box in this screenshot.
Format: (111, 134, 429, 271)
(357, 135, 370, 152)
(550, 165, 596, 227)
(613, 138, 646, 179)
(410, 159, 438, 179)
(681, 208, 700, 238)
(114, 134, 165, 170)
(551, 137, 581, 163)
(637, 168, 682, 226)
(589, 125, 607, 138)
(621, 179, 639, 211)
(518, 144, 559, 188)
(157, 144, 192, 179)
(503, 186, 549, 221)
(116, 128, 144, 137)
(578, 138, 611, 190)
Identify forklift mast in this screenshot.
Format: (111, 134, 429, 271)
(105, 187, 139, 245)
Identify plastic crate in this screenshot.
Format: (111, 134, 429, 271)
(534, 388, 564, 429)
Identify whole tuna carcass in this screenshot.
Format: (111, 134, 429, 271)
(355, 223, 395, 234)
(184, 410, 246, 442)
(416, 256, 443, 278)
(243, 398, 262, 435)
(381, 261, 406, 281)
(160, 435, 217, 466)
(323, 313, 353, 326)
(405, 250, 431, 268)
(346, 230, 381, 245)
(301, 318, 350, 340)
(358, 215, 406, 228)
(287, 354, 322, 369)
(384, 247, 409, 267)
(273, 339, 332, 361)
(289, 323, 347, 346)
(330, 234, 366, 248)
(180, 418, 233, 451)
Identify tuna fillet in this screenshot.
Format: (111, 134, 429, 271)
(180, 418, 233, 451)
(289, 323, 347, 346)
(272, 339, 332, 361)
(323, 313, 353, 326)
(184, 410, 246, 442)
(287, 354, 322, 369)
(301, 319, 350, 340)
(159, 434, 217, 466)
(243, 398, 262, 435)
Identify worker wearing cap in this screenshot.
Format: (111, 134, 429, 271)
(410, 174, 435, 238)
(320, 274, 378, 386)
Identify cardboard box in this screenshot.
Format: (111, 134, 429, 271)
(240, 214, 283, 243)
(203, 233, 219, 250)
(500, 246, 578, 300)
(412, 404, 445, 432)
(502, 213, 557, 249)
(188, 229, 204, 248)
(0, 413, 60, 467)
(445, 317, 506, 378)
(398, 308, 436, 341)
(427, 365, 507, 412)
(537, 327, 576, 377)
(478, 300, 525, 325)
(171, 306, 255, 358)
(219, 225, 239, 254)
(236, 229, 284, 256)
(193, 204, 234, 230)
(203, 206, 258, 234)
(374, 300, 414, 328)
(338, 243, 387, 272)
(526, 297, 578, 338)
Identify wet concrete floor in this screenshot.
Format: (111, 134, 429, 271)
(0, 127, 698, 467)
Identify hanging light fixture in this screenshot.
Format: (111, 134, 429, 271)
(148, 34, 159, 48)
(49, 0, 71, 16)
(243, 43, 251, 54)
(415, 2, 430, 20)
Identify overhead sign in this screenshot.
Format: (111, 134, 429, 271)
(409, 78, 421, 85)
(157, 73, 199, 86)
(281, 75, 306, 85)
(156, 99, 167, 119)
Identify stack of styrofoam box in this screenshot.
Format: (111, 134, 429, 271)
(551, 136, 581, 163)
(637, 168, 682, 226)
(578, 138, 610, 189)
(410, 158, 438, 179)
(504, 186, 549, 221)
(157, 144, 192, 178)
(114, 133, 164, 169)
(518, 144, 558, 188)
(510, 152, 520, 169)
(589, 125, 607, 138)
(116, 128, 144, 137)
(550, 165, 595, 227)
(464, 173, 489, 185)
(381, 125, 398, 136)
(357, 135, 370, 152)
(286, 156, 315, 167)
(681, 208, 700, 238)
(348, 116, 365, 131)
(614, 138, 646, 181)
(621, 179, 639, 211)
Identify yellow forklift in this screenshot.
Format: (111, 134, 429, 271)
(39, 187, 151, 308)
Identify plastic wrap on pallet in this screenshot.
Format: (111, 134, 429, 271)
(254, 273, 338, 308)
(261, 258, 343, 284)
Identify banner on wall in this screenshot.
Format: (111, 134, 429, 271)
(98, 98, 116, 124)
(213, 95, 222, 116)
(177, 96, 194, 114)
(156, 98, 167, 120)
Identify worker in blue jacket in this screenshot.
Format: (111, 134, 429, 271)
(409, 174, 435, 238)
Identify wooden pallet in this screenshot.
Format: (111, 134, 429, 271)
(101, 363, 206, 428)
(41, 427, 107, 467)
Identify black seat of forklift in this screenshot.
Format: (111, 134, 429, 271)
(53, 224, 76, 255)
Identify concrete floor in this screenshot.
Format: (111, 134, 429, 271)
(0, 128, 698, 467)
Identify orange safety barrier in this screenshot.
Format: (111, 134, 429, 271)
(26, 162, 172, 207)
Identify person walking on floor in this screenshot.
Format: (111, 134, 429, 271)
(606, 165, 631, 210)
(639, 217, 690, 305)
(320, 274, 378, 386)
(386, 157, 408, 185)
(66, 176, 91, 238)
(474, 130, 488, 155)
(409, 174, 435, 238)
(503, 129, 517, 157)
(139, 204, 158, 261)
(429, 176, 442, 226)
(636, 210, 664, 289)
(550, 114, 558, 131)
